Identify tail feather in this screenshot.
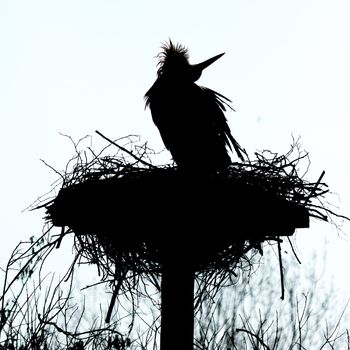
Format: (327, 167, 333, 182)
(228, 134, 246, 162)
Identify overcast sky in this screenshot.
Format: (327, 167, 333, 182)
(1, 0, 350, 303)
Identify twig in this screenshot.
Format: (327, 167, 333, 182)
(105, 270, 127, 324)
(287, 237, 302, 265)
(37, 313, 122, 338)
(303, 170, 326, 206)
(277, 240, 284, 300)
(95, 130, 155, 168)
(236, 328, 271, 350)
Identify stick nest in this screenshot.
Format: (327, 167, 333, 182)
(31, 133, 346, 312)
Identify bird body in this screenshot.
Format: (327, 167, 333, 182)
(145, 41, 245, 173)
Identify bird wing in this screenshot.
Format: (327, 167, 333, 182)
(199, 86, 246, 162)
(145, 80, 181, 153)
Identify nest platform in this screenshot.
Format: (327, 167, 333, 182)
(46, 167, 309, 269)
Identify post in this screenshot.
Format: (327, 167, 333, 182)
(160, 256, 194, 350)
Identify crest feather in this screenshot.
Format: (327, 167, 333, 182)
(157, 40, 189, 76)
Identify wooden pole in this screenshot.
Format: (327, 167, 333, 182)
(160, 256, 194, 350)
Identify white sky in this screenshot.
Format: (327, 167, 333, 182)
(0, 0, 350, 306)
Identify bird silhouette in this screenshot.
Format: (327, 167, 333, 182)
(145, 40, 245, 173)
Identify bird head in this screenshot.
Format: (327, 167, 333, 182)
(157, 40, 224, 82)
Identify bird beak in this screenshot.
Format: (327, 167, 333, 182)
(193, 52, 225, 71)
